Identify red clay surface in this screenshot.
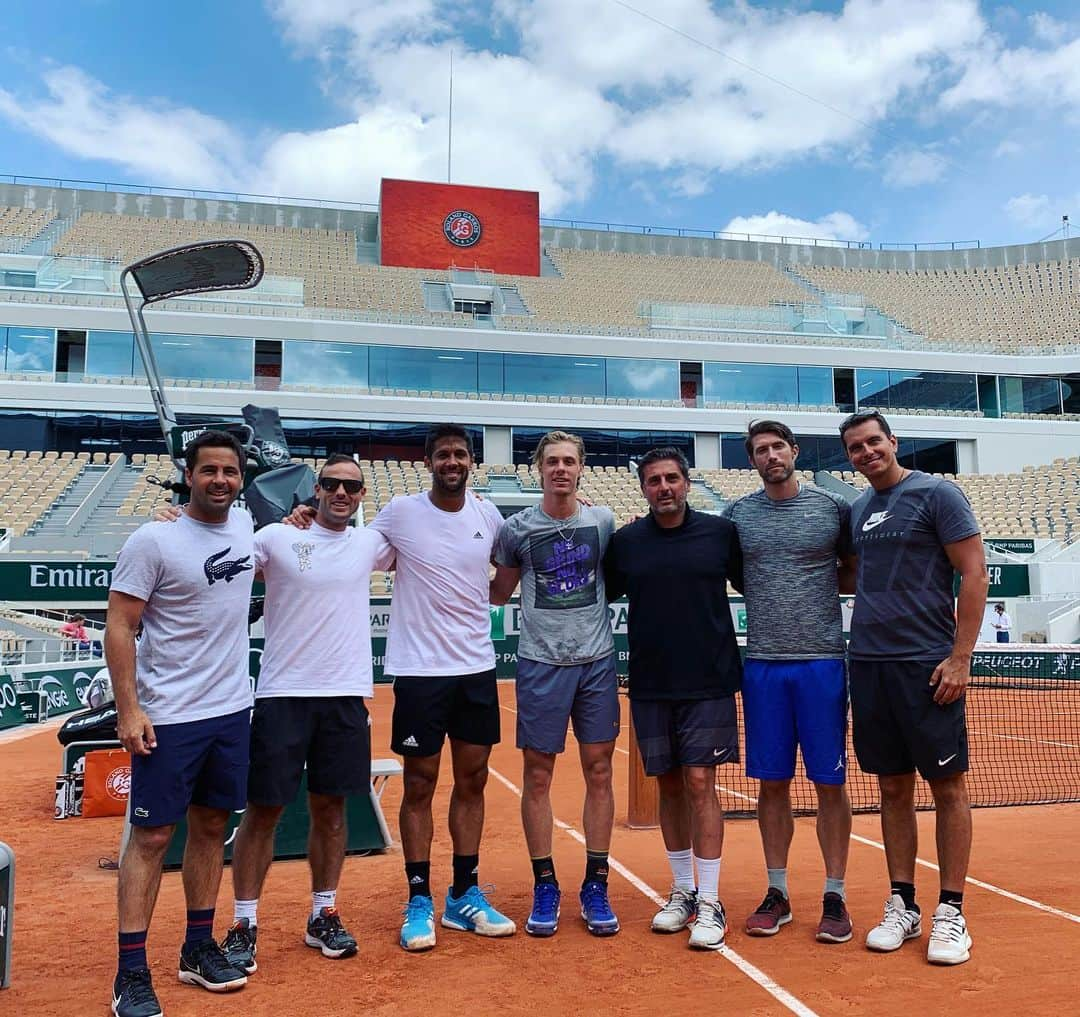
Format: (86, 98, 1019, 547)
(3, 686, 1079, 1016)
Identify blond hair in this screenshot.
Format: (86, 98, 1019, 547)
(532, 430, 586, 470)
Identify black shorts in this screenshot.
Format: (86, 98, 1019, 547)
(247, 696, 371, 806)
(391, 670, 500, 756)
(849, 660, 968, 781)
(629, 696, 740, 777)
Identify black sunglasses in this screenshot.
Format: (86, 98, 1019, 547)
(318, 477, 364, 494)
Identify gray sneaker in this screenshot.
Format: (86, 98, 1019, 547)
(688, 899, 726, 950)
(221, 918, 257, 974)
(651, 886, 697, 933)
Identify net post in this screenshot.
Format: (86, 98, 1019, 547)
(626, 719, 659, 829)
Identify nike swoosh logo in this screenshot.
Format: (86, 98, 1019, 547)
(938, 754, 958, 767)
(862, 511, 893, 532)
(713, 748, 728, 759)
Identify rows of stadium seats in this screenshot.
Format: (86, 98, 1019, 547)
(797, 262, 1080, 351)
(949, 459, 1080, 540)
(0, 205, 54, 240)
(0, 451, 91, 536)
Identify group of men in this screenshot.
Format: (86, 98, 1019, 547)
(104, 412, 988, 1017)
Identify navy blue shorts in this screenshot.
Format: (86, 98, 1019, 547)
(629, 697, 740, 777)
(742, 659, 848, 785)
(129, 708, 250, 827)
(515, 654, 620, 754)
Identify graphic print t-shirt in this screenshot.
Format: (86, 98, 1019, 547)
(254, 521, 394, 699)
(370, 492, 504, 677)
(849, 471, 979, 662)
(111, 511, 255, 725)
(493, 504, 616, 665)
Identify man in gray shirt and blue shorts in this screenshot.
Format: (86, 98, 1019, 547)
(726, 420, 857, 945)
(491, 431, 620, 939)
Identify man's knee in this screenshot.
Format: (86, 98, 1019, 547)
(187, 806, 231, 840)
(682, 768, 717, 802)
(929, 774, 969, 810)
(759, 779, 792, 802)
(240, 803, 284, 835)
(523, 755, 555, 798)
(581, 749, 613, 791)
(402, 767, 438, 806)
(129, 824, 174, 856)
(878, 773, 916, 806)
(308, 796, 346, 836)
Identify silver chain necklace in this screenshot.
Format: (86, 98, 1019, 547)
(549, 507, 581, 548)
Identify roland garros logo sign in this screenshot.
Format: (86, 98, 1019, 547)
(443, 210, 482, 248)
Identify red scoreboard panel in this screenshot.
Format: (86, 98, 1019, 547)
(379, 179, 540, 276)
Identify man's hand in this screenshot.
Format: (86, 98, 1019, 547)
(282, 504, 317, 528)
(153, 505, 183, 523)
(118, 707, 157, 756)
(929, 654, 970, 705)
(576, 493, 595, 508)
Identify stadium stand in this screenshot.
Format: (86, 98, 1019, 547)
(0, 206, 54, 245)
(795, 261, 1080, 351)
(0, 451, 90, 537)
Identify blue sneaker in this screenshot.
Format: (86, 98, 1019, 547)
(441, 885, 517, 937)
(525, 883, 561, 937)
(400, 895, 436, 952)
(580, 881, 620, 936)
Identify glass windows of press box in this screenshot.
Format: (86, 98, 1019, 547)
(283, 341, 368, 389)
(1, 325, 55, 374)
(721, 432, 957, 475)
(150, 334, 254, 384)
(856, 369, 978, 412)
(604, 358, 680, 401)
(369, 346, 480, 394)
(1061, 375, 1080, 415)
(999, 376, 1062, 415)
(703, 362, 833, 407)
(504, 354, 606, 399)
(86, 331, 136, 377)
(512, 427, 693, 469)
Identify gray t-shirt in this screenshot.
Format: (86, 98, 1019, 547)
(849, 470, 979, 662)
(725, 485, 852, 660)
(493, 504, 616, 665)
(110, 511, 255, 725)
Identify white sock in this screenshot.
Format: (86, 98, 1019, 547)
(312, 889, 337, 920)
(234, 898, 258, 927)
(694, 856, 722, 903)
(667, 848, 695, 891)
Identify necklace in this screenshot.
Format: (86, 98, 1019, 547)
(548, 507, 581, 549)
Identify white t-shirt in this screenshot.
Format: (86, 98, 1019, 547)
(254, 520, 394, 698)
(993, 612, 1012, 630)
(110, 511, 255, 725)
(370, 492, 504, 677)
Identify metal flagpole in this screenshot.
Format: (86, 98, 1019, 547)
(448, 49, 454, 183)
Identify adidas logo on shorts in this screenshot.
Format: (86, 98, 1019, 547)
(402, 735, 419, 748)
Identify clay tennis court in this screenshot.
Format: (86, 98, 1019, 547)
(3, 685, 1078, 1016)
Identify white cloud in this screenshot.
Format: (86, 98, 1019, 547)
(0, 66, 244, 189)
(993, 138, 1022, 158)
(882, 148, 947, 188)
(722, 210, 869, 243)
(1029, 12, 1067, 45)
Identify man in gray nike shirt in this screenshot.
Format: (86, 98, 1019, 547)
(724, 419, 856, 944)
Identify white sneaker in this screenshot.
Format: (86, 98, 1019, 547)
(927, 904, 972, 965)
(865, 894, 922, 952)
(651, 886, 697, 933)
(688, 899, 726, 950)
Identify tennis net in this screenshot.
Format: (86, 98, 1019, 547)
(713, 644, 1080, 817)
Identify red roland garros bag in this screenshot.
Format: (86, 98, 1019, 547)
(81, 749, 131, 818)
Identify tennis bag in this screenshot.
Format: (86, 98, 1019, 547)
(57, 702, 118, 746)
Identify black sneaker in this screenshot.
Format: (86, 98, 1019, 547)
(112, 967, 163, 1017)
(221, 918, 258, 974)
(178, 937, 248, 992)
(304, 907, 359, 959)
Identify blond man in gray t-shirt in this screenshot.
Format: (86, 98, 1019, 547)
(491, 431, 620, 940)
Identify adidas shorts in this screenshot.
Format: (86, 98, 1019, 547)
(390, 670, 500, 757)
(247, 695, 371, 805)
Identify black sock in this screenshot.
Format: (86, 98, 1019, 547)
(451, 853, 479, 899)
(939, 890, 964, 912)
(531, 856, 558, 886)
(584, 851, 609, 887)
(184, 908, 215, 947)
(891, 881, 919, 914)
(405, 860, 431, 900)
(118, 930, 148, 974)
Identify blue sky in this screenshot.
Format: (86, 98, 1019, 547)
(2, 0, 1079, 246)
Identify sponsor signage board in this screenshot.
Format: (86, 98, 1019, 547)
(984, 538, 1037, 555)
(0, 675, 22, 730)
(10, 661, 107, 717)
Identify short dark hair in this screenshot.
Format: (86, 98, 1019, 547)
(839, 409, 893, 448)
(996, 602, 1006, 610)
(636, 447, 690, 485)
(184, 429, 245, 472)
(425, 423, 473, 460)
(744, 419, 797, 457)
(319, 453, 364, 486)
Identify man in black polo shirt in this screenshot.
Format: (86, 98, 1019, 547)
(604, 447, 743, 950)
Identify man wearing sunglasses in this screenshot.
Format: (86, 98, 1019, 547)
(155, 454, 394, 974)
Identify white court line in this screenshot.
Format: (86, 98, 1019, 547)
(991, 733, 1080, 750)
(499, 702, 630, 755)
(717, 784, 1080, 925)
(488, 765, 821, 1017)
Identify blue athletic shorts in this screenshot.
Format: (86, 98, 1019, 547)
(742, 659, 848, 785)
(129, 708, 251, 827)
(515, 654, 620, 754)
